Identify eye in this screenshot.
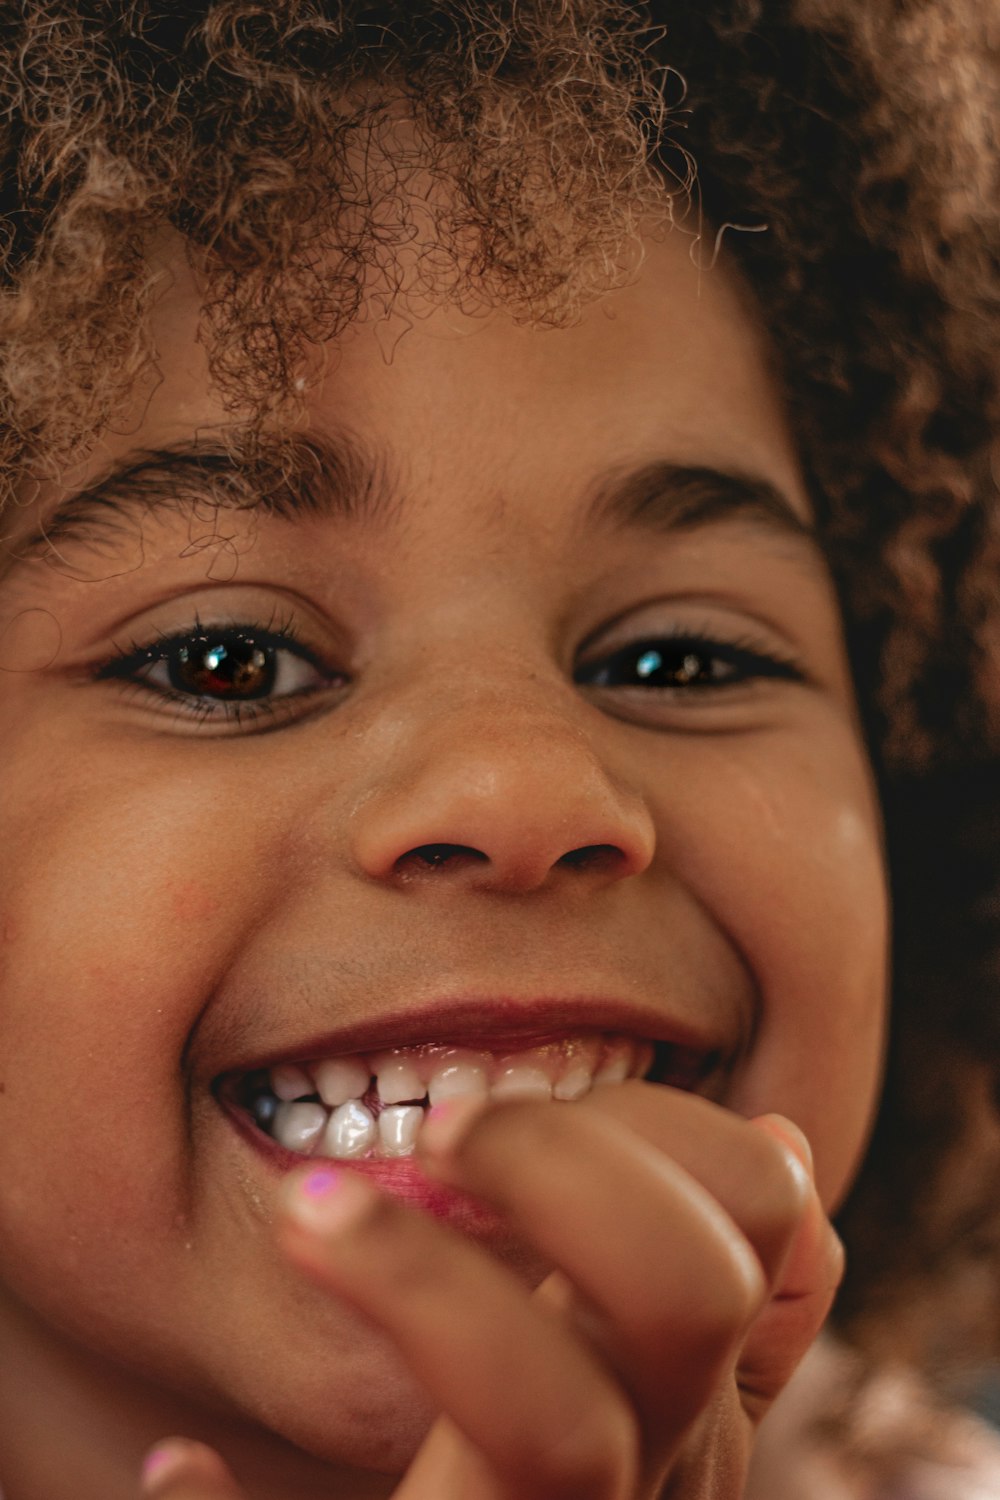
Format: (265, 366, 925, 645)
(574, 633, 802, 692)
(95, 616, 344, 728)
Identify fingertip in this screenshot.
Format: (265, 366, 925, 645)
(142, 1440, 189, 1490)
(279, 1163, 374, 1237)
(749, 1113, 814, 1176)
(827, 1220, 847, 1286)
(141, 1439, 238, 1496)
(418, 1094, 489, 1165)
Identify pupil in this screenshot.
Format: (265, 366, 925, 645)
(174, 637, 274, 698)
(631, 644, 708, 686)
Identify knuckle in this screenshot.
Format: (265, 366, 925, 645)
(724, 1241, 769, 1326)
(670, 1242, 767, 1355)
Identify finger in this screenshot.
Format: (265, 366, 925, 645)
(395, 1414, 538, 1500)
(279, 1166, 639, 1500)
(735, 1114, 845, 1417)
(578, 1083, 814, 1288)
(140, 1441, 244, 1500)
(577, 1087, 840, 1418)
(417, 1096, 769, 1438)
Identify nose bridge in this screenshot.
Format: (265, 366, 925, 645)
(346, 647, 656, 890)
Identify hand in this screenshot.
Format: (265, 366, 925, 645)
(139, 1084, 843, 1500)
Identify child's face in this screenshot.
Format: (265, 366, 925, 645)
(0, 226, 887, 1470)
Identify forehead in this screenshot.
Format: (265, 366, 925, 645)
(8, 223, 812, 566)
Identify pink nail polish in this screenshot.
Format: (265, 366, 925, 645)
(141, 1444, 186, 1490)
(283, 1165, 370, 1233)
(300, 1167, 344, 1199)
(142, 1449, 173, 1480)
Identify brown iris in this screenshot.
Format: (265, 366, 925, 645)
(173, 637, 275, 699)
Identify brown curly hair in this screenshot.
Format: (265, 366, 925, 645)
(1, 0, 999, 1370)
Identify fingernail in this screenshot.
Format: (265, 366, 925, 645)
(281, 1165, 371, 1234)
(141, 1441, 191, 1491)
(419, 1095, 488, 1160)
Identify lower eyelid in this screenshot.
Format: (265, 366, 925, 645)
(111, 679, 313, 734)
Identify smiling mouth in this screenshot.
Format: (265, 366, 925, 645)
(222, 1033, 719, 1163)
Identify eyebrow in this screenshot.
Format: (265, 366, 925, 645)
(7, 434, 820, 568)
(8, 433, 399, 566)
(584, 461, 819, 551)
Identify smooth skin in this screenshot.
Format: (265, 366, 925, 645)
(0, 220, 885, 1499)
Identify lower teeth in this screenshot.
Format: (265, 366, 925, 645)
(273, 1100, 326, 1152)
(262, 1091, 425, 1160)
(378, 1103, 423, 1156)
(325, 1099, 377, 1158)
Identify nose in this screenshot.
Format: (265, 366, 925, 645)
(347, 679, 656, 893)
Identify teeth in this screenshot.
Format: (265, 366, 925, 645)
(314, 1057, 370, 1107)
(249, 1033, 670, 1159)
(323, 1100, 377, 1159)
(373, 1053, 427, 1106)
(271, 1063, 315, 1101)
(427, 1052, 490, 1106)
(553, 1035, 601, 1100)
(272, 1101, 327, 1153)
(593, 1051, 631, 1087)
(634, 1041, 655, 1079)
(553, 1065, 592, 1101)
(378, 1104, 424, 1157)
(492, 1060, 553, 1101)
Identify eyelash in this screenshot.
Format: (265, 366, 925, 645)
(96, 610, 342, 729)
(573, 628, 803, 694)
(94, 614, 802, 733)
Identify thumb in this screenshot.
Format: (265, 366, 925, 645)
(140, 1440, 245, 1500)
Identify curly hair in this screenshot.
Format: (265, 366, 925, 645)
(1, 0, 999, 1368)
(836, 760, 1000, 1377)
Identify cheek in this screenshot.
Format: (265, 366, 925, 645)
(0, 746, 442, 1452)
(0, 759, 267, 1285)
(651, 731, 888, 1208)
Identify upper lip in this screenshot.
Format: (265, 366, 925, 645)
(215, 993, 741, 1077)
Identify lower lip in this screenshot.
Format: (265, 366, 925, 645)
(221, 1096, 508, 1236)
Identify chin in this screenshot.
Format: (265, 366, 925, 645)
(237, 1347, 437, 1475)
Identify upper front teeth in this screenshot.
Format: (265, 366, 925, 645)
(492, 1059, 552, 1100)
(553, 1065, 592, 1100)
(372, 1053, 426, 1105)
(426, 1053, 489, 1105)
(249, 1033, 654, 1162)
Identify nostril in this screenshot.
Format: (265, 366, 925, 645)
(557, 844, 626, 873)
(401, 843, 490, 871)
